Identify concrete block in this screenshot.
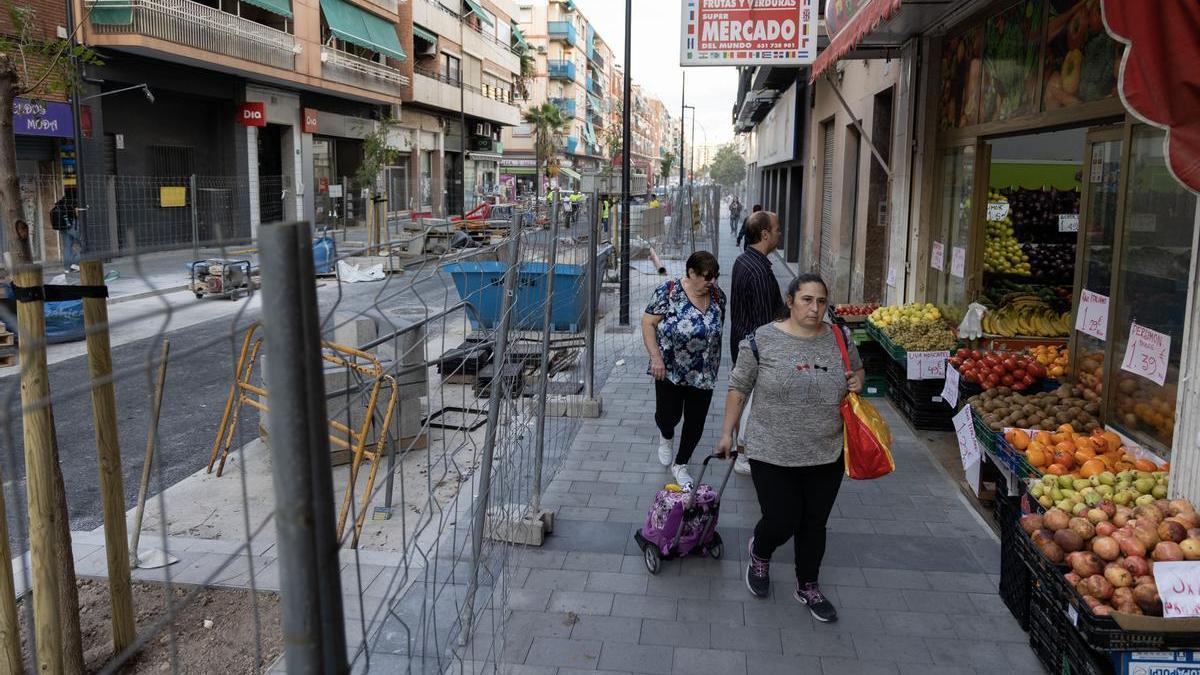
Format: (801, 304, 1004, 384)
(542, 395, 603, 418)
(485, 502, 555, 546)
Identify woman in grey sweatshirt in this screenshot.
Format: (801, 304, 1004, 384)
(715, 273, 863, 623)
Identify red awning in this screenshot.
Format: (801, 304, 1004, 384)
(810, 0, 903, 81)
(1103, 0, 1200, 194)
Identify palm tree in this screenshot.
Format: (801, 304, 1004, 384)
(515, 50, 536, 99)
(522, 102, 568, 200)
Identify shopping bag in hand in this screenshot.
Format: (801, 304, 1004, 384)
(832, 327, 895, 480)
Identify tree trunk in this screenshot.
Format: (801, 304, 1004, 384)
(0, 54, 85, 674)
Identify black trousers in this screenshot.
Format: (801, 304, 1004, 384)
(749, 455, 844, 583)
(653, 379, 714, 466)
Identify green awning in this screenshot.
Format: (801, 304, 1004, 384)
(502, 166, 536, 175)
(320, 0, 407, 61)
(242, 0, 291, 19)
(412, 23, 438, 45)
(463, 0, 494, 26)
(511, 23, 530, 51)
(89, 0, 132, 25)
(559, 167, 581, 180)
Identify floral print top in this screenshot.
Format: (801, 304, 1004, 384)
(645, 279, 726, 390)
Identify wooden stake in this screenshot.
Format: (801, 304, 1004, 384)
(15, 264, 63, 674)
(0, 465, 22, 673)
(80, 259, 136, 653)
(129, 339, 170, 565)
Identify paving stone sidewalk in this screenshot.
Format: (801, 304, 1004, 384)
(455, 229, 1043, 674)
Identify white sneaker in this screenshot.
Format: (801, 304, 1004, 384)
(657, 436, 673, 466)
(671, 464, 693, 489)
(734, 454, 751, 476)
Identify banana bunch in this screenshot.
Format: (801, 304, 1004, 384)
(982, 295, 1071, 337)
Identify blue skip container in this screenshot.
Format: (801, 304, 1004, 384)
(442, 248, 609, 331)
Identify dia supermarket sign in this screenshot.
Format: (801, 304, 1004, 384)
(680, 0, 817, 66)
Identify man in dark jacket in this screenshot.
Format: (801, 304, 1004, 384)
(735, 203, 762, 250)
(728, 209, 783, 475)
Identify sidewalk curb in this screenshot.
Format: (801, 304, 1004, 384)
(109, 284, 189, 305)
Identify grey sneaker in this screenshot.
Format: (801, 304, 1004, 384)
(745, 537, 770, 598)
(657, 436, 673, 466)
(671, 464, 693, 489)
(733, 454, 751, 475)
(795, 581, 838, 622)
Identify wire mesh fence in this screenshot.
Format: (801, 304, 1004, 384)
(0, 179, 724, 673)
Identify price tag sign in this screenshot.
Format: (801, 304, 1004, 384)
(328, 183, 343, 198)
(930, 241, 945, 271)
(886, 266, 897, 287)
(941, 365, 960, 408)
(950, 246, 966, 279)
(952, 405, 982, 469)
(1120, 322, 1170, 386)
(1074, 290, 1109, 341)
(1152, 562, 1200, 618)
(1090, 154, 1104, 183)
(986, 201, 1010, 221)
(907, 350, 948, 381)
(1058, 213, 1080, 232)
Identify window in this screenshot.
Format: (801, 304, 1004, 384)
(386, 162, 410, 213)
(513, 123, 532, 137)
(148, 145, 194, 177)
(519, 7, 532, 23)
(441, 53, 461, 85)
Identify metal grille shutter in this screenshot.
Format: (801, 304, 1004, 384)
(819, 121, 835, 280)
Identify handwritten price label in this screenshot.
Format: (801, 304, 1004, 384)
(986, 201, 1010, 221)
(941, 365, 960, 408)
(886, 266, 897, 287)
(950, 246, 966, 279)
(1058, 213, 1079, 233)
(1074, 290, 1109, 341)
(1153, 562, 1200, 618)
(907, 350, 948, 381)
(930, 241, 945, 272)
(953, 405, 981, 469)
(1121, 322, 1170, 387)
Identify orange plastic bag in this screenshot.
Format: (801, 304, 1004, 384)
(832, 327, 895, 480)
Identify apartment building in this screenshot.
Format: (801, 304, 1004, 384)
(401, 0, 523, 216)
(501, 0, 613, 192)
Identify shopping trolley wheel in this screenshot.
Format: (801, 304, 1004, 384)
(643, 544, 662, 574)
(708, 532, 724, 559)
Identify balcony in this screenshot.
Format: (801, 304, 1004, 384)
(566, 136, 578, 154)
(550, 97, 576, 118)
(588, 76, 603, 97)
(550, 0, 575, 10)
(88, 0, 297, 71)
(547, 21, 577, 46)
(411, 65, 518, 126)
(589, 48, 604, 68)
(548, 59, 576, 81)
(322, 47, 408, 94)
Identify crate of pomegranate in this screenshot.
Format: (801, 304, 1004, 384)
(1016, 487, 1200, 651)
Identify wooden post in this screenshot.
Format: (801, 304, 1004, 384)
(79, 260, 136, 653)
(0, 466, 21, 673)
(15, 264, 63, 674)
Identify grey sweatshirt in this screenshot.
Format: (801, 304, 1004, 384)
(729, 322, 863, 467)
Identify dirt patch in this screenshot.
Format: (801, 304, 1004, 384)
(19, 578, 282, 673)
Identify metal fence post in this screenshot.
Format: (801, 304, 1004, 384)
(531, 192, 561, 515)
(586, 189, 598, 399)
(190, 174, 199, 258)
(461, 205, 525, 643)
(258, 220, 347, 674)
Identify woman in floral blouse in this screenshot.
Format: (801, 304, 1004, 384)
(641, 251, 726, 488)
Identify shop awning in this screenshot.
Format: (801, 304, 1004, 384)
(512, 22, 530, 51)
(1103, 0, 1200, 194)
(89, 0, 132, 25)
(502, 167, 536, 175)
(463, 0, 494, 26)
(242, 0, 291, 19)
(320, 0, 407, 61)
(559, 167, 581, 180)
(810, 0, 902, 81)
(412, 24, 438, 45)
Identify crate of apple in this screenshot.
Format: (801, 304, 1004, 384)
(949, 348, 1047, 392)
(834, 304, 879, 318)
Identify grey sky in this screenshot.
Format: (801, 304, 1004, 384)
(572, 0, 739, 148)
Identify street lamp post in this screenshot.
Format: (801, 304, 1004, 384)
(619, 0, 631, 326)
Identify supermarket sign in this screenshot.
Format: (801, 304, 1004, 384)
(680, 0, 818, 67)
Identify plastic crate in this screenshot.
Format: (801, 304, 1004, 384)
(862, 375, 888, 398)
(1029, 580, 1064, 674)
(997, 497, 1032, 632)
(865, 320, 907, 363)
(1063, 622, 1114, 675)
(887, 388, 955, 431)
(1059, 586, 1200, 651)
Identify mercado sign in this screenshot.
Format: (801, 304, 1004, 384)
(680, 0, 818, 67)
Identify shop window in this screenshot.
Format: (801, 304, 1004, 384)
(148, 145, 194, 178)
(419, 150, 433, 208)
(1105, 126, 1198, 457)
(929, 145, 975, 320)
(386, 163, 410, 213)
